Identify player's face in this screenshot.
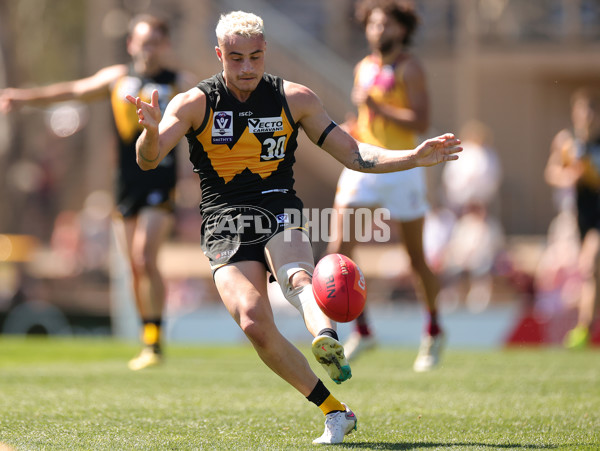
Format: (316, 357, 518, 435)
(216, 34, 266, 102)
(365, 8, 406, 55)
(128, 23, 169, 75)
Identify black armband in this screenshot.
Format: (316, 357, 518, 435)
(317, 121, 337, 147)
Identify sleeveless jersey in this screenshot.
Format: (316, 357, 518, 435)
(353, 55, 416, 149)
(186, 73, 300, 213)
(110, 66, 178, 195)
(575, 137, 600, 190)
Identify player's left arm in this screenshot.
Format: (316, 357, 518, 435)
(286, 81, 461, 173)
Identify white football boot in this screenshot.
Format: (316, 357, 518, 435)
(311, 336, 352, 384)
(344, 332, 377, 362)
(128, 346, 162, 371)
(313, 403, 357, 445)
(413, 332, 445, 372)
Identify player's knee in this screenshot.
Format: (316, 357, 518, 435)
(131, 248, 157, 275)
(129, 253, 146, 277)
(409, 255, 432, 275)
(289, 269, 312, 290)
(236, 298, 266, 334)
(239, 318, 262, 343)
(239, 313, 272, 349)
(275, 262, 317, 315)
(276, 262, 313, 300)
(276, 262, 314, 290)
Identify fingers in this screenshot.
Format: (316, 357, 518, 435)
(430, 133, 462, 163)
(151, 89, 159, 108)
(431, 133, 461, 151)
(125, 95, 143, 121)
(445, 143, 462, 153)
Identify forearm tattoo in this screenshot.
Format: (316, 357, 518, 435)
(353, 148, 378, 169)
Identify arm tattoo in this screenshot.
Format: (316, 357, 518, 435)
(353, 148, 378, 169)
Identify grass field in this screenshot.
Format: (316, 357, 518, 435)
(0, 337, 598, 450)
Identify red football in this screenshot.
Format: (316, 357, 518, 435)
(312, 253, 367, 322)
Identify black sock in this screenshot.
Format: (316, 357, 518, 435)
(317, 328, 339, 341)
(306, 379, 330, 406)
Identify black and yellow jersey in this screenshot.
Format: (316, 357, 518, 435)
(186, 73, 300, 213)
(576, 137, 600, 190)
(109, 66, 178, 204)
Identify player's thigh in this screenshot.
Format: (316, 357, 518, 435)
(382, 169, 429, 220)
(112, 214, 137, 260)
(264, 229, 315, 279)
(333, 168, 379, 209)
(133, 207, 174, 260)
(213, 261, 272, 326)
(329, 203, 385, 256)
(397, 216, 428, 264)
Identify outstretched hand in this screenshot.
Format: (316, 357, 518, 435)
(415, 133, 462, 167)
(126, 89, 161, 131)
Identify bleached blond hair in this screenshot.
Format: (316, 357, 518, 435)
(215, 11, 264, 42)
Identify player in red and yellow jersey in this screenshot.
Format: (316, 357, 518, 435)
(127, 11, 460, 444)
(326, 0, 445, 372)
(0, 14, 197, 369)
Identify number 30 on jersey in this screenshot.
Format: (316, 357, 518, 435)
(261, 136, 287, 160)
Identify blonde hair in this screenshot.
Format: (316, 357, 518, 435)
(215, 11, 264, 42)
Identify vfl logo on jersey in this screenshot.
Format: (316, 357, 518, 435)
(248, 117, 284, 134)
(212, 111, 234, 144)
(276, 213, 290, 225)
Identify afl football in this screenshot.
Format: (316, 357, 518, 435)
(312, 253, 367, 322)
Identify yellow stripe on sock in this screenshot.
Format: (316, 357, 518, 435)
(318, 394, 345, 415)
(143, 323, 160, 346)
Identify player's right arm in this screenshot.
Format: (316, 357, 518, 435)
(127, 87, 205, 170)
(0, 64, 127, 112)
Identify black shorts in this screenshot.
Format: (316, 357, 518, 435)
(201, 192, 307, 272)
(116, 186, 175, 218)
(576, 184, 600, 239)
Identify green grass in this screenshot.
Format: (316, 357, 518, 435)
(0, 337, 598, 450)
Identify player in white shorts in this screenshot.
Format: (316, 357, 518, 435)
(326, 0, 446, 372)
(334, 167, 429, 221)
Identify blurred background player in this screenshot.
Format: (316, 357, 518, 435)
(0, 14, 197, 369)
(545, 87, 600, 348)
(326, 0, 444, 371)
(439, 120, 504, 313)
